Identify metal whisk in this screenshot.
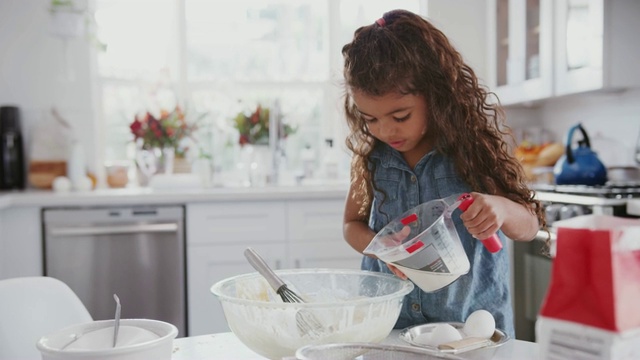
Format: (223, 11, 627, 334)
(244, 247, 324, 337)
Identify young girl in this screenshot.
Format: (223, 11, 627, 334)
(341, 9, 546, 337)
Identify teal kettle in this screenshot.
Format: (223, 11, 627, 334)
(554, 123, 607, 186)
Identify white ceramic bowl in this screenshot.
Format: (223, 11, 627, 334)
(211, 268, 414, 360)
(36, 319, 177, 360)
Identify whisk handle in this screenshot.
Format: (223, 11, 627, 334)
(244, 247, 286, 291)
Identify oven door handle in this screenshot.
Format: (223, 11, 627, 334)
(535, 229, 557, 242)
(49, 223, 179, 237)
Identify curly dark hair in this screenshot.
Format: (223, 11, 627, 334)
(341, 9, 546, 236)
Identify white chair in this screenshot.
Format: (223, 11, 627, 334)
(0, 276, 93, 360)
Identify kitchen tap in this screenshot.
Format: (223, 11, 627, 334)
(635, 127, 640, 165)
(268, 100, 284, 184)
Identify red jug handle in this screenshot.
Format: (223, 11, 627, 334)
(457, 193, 503, 253)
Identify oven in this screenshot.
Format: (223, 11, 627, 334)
(512, 183, 640, 341)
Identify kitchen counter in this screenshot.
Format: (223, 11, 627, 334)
(0, 184, 354, 292)
(171, 330, 540, 359)
(628, 198, 640, 216)
(0, 184, 349, 210)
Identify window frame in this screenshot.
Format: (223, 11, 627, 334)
(92, 0, 428, 182)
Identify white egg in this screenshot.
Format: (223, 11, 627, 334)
(422, 323, 462, 346)
(463, 309, 496, 339)
(74, 176, 93, 191)
(52, 176, 71, 192)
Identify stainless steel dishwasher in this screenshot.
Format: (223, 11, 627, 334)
(43, 205, 187, 336)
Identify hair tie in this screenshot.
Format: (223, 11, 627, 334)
(376, 17, 386, 27)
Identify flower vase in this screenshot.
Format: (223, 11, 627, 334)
(173, 155, 191, 173)
(159, 147, 175, 175)
(239, 144, 272, 187)
(135, 146, 175, 186)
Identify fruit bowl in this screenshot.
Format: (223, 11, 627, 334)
(211, 268, 414, 360)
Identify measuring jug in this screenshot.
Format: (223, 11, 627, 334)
(363, 193, 502, 292)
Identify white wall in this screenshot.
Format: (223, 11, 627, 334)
(538, 90, 640, 166)
(433, 0, 640, 168)
(502, 89, 640, 168)
(1, 0, 637, 182)
(427, 0, 488, 82)
(0, 0, 97, 174)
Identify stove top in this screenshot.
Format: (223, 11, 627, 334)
(531, 182, 640, 199)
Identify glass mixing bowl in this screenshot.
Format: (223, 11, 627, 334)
(211, 268, 414, 360)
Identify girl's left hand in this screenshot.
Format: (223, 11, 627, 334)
(386, 263, 408, 280)
(458, 192, 505, 240)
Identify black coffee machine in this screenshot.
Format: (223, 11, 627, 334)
(0, 105, 26, 190)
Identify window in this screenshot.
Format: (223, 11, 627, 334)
(94, 0, 425, 184)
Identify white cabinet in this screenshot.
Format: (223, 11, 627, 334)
(0, 206, 42, 280)
(186, 197, 360, 336)
(488, 0, 640, 105)
(289, 241, 360, 269)
(554, 0, 640, 96)
(287, 199, 361, 270)
(186, 201, 287, 335)
(187, 243, 287, 336)
(487, 0, 553, 105)
(187, 201, 287, 246)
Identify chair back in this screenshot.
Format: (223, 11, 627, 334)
(0, 276, 93, 360)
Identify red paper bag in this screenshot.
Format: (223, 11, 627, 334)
(539, 215, 640, 332)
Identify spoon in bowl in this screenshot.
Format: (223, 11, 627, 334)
(113, 294, 121, 347)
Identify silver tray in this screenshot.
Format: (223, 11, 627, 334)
(296, 342, 465, 360)
(399, 322, 509, 354)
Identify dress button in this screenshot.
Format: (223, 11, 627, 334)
(411, 175, 417, 183)
(411, 303, 420, 311)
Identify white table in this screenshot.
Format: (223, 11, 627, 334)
(171, 330, 540, 359)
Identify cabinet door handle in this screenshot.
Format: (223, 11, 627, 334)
(49, 223, 179, 237)
(534, 229, 556, 242)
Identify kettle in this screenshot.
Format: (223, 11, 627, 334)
(554, 123, 607, 186)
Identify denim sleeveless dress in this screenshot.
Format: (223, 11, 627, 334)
(362, 143, 515, 337)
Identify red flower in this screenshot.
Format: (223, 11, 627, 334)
(250, 108, 260, 124)
(129, 105, 201, 151)
(130, 118, 144, 138)
(239, 134, 250, 146)
(232, 104, 296, 146)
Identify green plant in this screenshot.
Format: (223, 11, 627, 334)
(233, 104, 296, 146)
(50, 0, 75, 7)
